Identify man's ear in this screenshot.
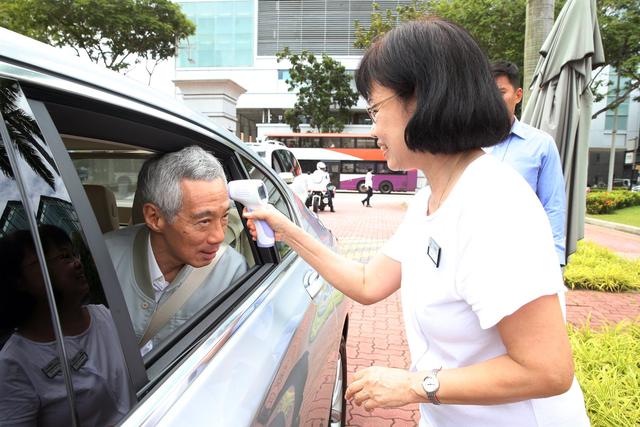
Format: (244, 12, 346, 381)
(515, 87, 524, 105)
(143, 203, 165, 233)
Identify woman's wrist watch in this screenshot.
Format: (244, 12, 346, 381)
(421, 368, 441, 405)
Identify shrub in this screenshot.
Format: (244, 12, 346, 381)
(569, 320, 640, 426)
(586, 190, 640, 214)
(564, 241, 640, 292)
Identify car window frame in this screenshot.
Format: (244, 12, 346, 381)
(23, 85, 306, 399)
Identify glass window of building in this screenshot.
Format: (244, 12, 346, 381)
(178, 0, 255, 68)
(605, 72, 630, 131)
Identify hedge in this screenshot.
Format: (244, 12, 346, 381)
(586, 190, 640, 214)
(564, 241, 640, 292)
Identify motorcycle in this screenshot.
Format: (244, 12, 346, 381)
(306, 183, 336, 213)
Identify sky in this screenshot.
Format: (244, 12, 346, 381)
(123, 57, 177, 98)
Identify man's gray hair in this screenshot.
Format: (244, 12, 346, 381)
(138, 146, 227, 222)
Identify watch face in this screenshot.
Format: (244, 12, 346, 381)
(423, 375, 439, 393)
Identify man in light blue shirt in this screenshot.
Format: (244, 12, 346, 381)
(489, 61, 567, 265)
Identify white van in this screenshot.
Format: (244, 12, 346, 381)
(245, 140, 309, 201)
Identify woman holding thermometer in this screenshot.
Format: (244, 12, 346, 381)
(243, 17, 589, 427)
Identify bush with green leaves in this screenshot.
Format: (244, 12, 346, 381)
(569, 320, 640, 426)
(564, 241, 640, 292)
(586, 190, 640, 214)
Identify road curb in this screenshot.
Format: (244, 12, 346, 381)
(585, 217, 640, 236)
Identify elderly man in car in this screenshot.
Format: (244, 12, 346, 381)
(105, 146, 247, 355)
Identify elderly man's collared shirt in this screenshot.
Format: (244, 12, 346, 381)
(105, 224, 248, 353)
(147, 234, 169, 302)
(485, 119, 567, 264)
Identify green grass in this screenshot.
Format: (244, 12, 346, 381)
(564, 241, 640, 292)
(569, 320, 640, 426)
(587, 205, 640, 228)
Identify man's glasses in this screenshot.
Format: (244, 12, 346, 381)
(366, 93, 400, 123)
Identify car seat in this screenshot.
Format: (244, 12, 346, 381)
(83, 184, 119, 233)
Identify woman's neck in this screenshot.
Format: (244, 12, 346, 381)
(421, 149, 483, 215)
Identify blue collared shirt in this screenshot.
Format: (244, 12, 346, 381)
(485, 119, 567, 264)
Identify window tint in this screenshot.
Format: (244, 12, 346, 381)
(241, 156, 293, 259)
(0, 79, 133, 426)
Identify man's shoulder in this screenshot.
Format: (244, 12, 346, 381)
(513, 120, 555, 145)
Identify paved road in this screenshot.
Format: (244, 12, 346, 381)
(317, 191, 640, 426)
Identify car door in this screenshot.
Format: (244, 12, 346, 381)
(0, 77, 139, 427)
(0, 74, 345, 426)
(238, 155, 345, 426)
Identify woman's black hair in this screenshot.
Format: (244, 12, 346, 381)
(355, 17, 511, 154)
(0, 225, 72, 330)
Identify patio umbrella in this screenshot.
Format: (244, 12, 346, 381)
(522, 0, 605, 262)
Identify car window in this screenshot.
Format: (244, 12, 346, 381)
(17, 83, 267, 384)
(270, 150, 285, 174)
(240, 155, 293, 259)
(0, 79, 134, 426)
(273, 149, 294, 175)
(67, 147, 256, 361)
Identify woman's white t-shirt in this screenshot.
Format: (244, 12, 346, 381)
(383, 155, 589, 427)
(0, 304, 132, 427)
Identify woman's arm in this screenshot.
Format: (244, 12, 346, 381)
(347, 294, 574, 409)
(244, 205, 401, 305)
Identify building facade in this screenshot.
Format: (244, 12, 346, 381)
(587, 68, 640, 188)
(174, 0, 414, 141)
(173, 1, 639, 186)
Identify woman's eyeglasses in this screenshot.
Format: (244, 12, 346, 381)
(366, 93, 400, 123)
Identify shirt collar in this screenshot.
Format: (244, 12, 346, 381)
(510, 118, 528, 140)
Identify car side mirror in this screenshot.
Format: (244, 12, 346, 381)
(279, 172, 294, 184)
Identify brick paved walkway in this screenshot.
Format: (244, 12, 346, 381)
(318, 192, 640, 426)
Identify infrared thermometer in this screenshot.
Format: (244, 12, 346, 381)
(228, 179, 275, 248)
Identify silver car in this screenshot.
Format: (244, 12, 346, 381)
(0, 28, 349, 426)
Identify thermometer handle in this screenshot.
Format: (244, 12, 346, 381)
(248, 207, 275, 247)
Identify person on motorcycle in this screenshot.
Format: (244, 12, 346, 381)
(306, 161, 335, 212)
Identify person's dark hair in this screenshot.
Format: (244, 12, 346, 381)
(355, 17, 510, 154)
(0, 225, 72, 330)
(491, 60, 520, 90)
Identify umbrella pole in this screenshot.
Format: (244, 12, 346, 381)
(606, 73, 621, 191)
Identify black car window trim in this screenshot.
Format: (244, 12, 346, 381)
(0, 79, 80, 425)
(28, 99, 148, 390)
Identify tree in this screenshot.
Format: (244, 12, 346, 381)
(523, 0, 555, 106)
(354, 0, 639, 119)
(276, 48, 359, 133)
(354, 0, 525, 72)
(0, 0, 195, 73)
(590, 0, 640, 119)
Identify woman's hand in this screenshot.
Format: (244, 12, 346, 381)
(345, 366, 423, 412)
(242, 204, 293, 242)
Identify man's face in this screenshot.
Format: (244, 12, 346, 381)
(157, 178, 230, 269)
(495, 75, 523, 122)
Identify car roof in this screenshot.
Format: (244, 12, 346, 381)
(0, 28, 240, 147)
